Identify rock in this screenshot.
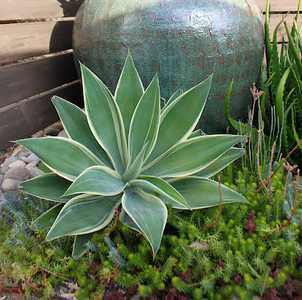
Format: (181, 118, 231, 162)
(189, 241, 209, 251)
(0, 190, 5, 202)
(21, 153, 39, 164)
(5, 165, 31, 181)
(17, 149, 31, 160)
(8, 159, 26, 169)
(57, 293, 77, 300)
(0, 174, 3, 186)
(58, 130, 68, 138)
(44, 122, 63, 136)
(1, 178, 22, 192)
(32, 130, 44, 138)
(1, 156, 17, 173)
(26, 164, 42, 177)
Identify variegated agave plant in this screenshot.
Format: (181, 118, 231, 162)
(18, 53, 246, 259)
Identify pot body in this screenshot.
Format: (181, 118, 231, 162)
(73, 0, 263, 133)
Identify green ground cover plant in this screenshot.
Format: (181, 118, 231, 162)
(262, 0, 302, 165)
(225, 0, 302, 173)
(0, 166, 301, 299)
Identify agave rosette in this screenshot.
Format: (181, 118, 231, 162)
(18, 53, 246, 259)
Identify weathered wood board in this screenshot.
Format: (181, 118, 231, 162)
(0, 52, 78, 108)
(0, 0, 84, 20)
(0, 21, 73, 65)
(256, 0, 301, 11)
(0, 0, 299, 21)
(0, 81, 82, 149)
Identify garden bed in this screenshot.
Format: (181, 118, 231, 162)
(0, 165, 302, 299)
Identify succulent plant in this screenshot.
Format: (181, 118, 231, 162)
(18, 53, 246, 259)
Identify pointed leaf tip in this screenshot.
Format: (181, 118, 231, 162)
(82, 62, 127, 174)
(128, 74, 160, 161)
(46, 195, 120, 241)
(64, 166, 126, 197)
(115, 52, 144, 137)
(147, 75, 213, 163)
(122, 190, 167, 256)
(17, 137, 99, 180)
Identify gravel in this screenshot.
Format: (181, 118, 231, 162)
(0, 124, 67, 203)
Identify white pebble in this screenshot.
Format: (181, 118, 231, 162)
(1, 156, 17, 171)
(5, 165, 31, 181)
(22, 153, 39, 164)
(26, 165, 43, 178)
(8, 159, 26, 169)
(1, 178, 22, 192)
(58, 130, 68, 138)
(32, 130, 44, 138)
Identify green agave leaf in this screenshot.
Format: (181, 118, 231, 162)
(17, 137, 99, 181)
(275, 68, 290, 125)
(123, 144, 148, 182)
(130, 176, 188, 208)
(128, 75, 160, 161)
(115, 52, 144, 136)
(33, 204, 63, 230)
(81, 63, 127, 175)
(169, 177, 247, 210)
(119, 209, 141, 233)
(164, 89, 183, 107)
(46, 195, 120, 241)
(144, 135, 244, 178)
(52, 96, 111, 166)
(147, 75, 213, 163)
(72, 234, 93, 259)
(64, 166, 126, 197)
(122, 190, 167, 257)
(195, 148, 244, 178)
(21, 173, 70, 202)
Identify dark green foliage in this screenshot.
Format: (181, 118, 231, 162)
(266, 3, 301, 163)
(225, 1, 302, 172)
(262, 2, 302, 165)
(0, 168, 301, 299)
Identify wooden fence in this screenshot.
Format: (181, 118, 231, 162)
(0, 0, 300, 149)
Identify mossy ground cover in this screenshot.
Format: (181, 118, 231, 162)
(0, 166, 301, 300)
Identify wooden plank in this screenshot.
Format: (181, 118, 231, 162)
(266, 14, 302, 41)
(0, 15, 296, 66)
(0, 0, 299, 21)
(0, 81, 82, 150)
(0, 0, 84, 20)
(0, 21, 73, 65)
(255, 0, 301, 12)
(0, 52, 78, 108)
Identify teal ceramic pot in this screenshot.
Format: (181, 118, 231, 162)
(73, 0, 264, 133)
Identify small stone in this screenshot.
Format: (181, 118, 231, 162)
(58, 130, 68, 138)
(26, 165, 42, 178)
(5, 165, 31, 181)
(8, 159, 26, 169)
(189, 241, 209, 251)
(22, 153, 39, 164)
(32, 130, 44, 138)
(45, 122, 63, 136)
(17, 149, 31, 160)
(1, 156, 17, 172)
(1, 178, 22, 192)
(0, 190, 5, 202)
(57, 293, 77, 300)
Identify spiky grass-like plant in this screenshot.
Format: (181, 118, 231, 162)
(18, 53, 246, 258)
